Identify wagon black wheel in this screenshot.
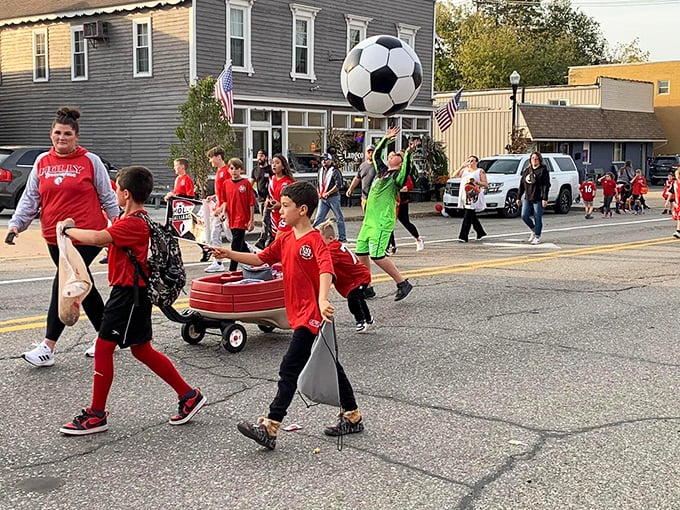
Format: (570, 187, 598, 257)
(181, 322, 205, 345)
(222, 324, 247, 353)
(257, 324, 276, 333)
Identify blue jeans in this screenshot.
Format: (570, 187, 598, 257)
(313, 193, 347, 241)
(521, 200, 544, 237)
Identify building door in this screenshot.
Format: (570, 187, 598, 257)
(251, 129, 271, 175)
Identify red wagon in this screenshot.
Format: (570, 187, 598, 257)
(161, 264, 289, 352)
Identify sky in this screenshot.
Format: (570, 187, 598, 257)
(445, 0, 680, 63)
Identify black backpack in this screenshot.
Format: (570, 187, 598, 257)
(126, 212, 186, 308)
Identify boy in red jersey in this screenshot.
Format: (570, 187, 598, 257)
(579, 177, 597, 219)
(205, 146, 230, 272)
(58, 166, 206, 436)
(212, 181, 363, 450)
(223, 157, 255, 271)
(318, 219, 373, 333)
(598, 172, 617, 218)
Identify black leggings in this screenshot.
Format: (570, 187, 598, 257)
(46, 244, 104, 342)
(229, 228, 249, 271)
(268, 326, 358, 422)
(388, 201, 420, 248)
(347, 285, 371, 323)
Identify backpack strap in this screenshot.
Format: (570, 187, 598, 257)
(124, 211, 151, 307)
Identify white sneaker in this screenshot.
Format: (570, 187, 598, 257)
(84, 338, 97, 358)
(416, 238, 425, 251)
(205, 260, 226, 273)
(22, 341, 55, 367)
(527, 232, 536, 243)
(531, 236, 541, 245)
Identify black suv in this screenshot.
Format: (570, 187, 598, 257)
(648, 155, 680, 185)
(0, 146, 119, 212)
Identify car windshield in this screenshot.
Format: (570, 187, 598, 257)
(478, 159, 519, 175)
(289, 153, 320, 174)
(654, 158, 677, 166)
(0, 150, 12, 166)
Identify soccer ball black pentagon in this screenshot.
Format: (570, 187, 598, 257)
(340, 35, 423, 118)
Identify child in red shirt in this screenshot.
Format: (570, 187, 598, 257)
(267, 154, 295, 238)
(630, 169, 647, 214)
(212, 181, 363, 450)
(205, 146, 231, 272)
(663, 172, 676, 215)
(579, 177, 597, 219)
(598, 172, 617, 218)
(59, 166, 206, 436)
(318, 219, 373, 333)
(223, 157, 255, 271)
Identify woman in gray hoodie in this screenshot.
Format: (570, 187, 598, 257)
(517, 152, 551, 245)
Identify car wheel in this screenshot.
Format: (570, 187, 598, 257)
(553, 187, 572, 214)
(499, 191, 520, 218)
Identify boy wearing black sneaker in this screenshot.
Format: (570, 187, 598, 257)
(59, 166, 206, 436)
(212, 181, 363, 450)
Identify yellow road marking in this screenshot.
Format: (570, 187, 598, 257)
(1, 237, 674, 332)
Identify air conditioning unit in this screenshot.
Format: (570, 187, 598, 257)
(83, 21, 109, 40)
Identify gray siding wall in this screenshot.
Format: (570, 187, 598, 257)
(0, 5, 191, 188)
(196, 0, 435, 112)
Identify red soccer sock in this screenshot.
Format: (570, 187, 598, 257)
(130, 341, 192, 396)
(91, 337, 117, 412)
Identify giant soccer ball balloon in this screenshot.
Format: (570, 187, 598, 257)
(340, 35, 423, 118)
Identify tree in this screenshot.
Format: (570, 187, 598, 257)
(607, 37, 650, 64)
(169, 77, 234, 197)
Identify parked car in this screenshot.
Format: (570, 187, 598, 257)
(0, 145, 119, 212)
(648, 155, 680, 185)
(442, 153, 580, 218)
(287, 151, 355, 191)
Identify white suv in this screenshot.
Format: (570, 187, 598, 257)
(442, 153, 579, 218)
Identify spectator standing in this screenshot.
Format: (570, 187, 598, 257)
(579, 177, 597, 219)
(517, 152, 550, 245)
(252, 150, 274, 250)
(204, 146, 230, 273)
(59, 166, 206, 435)
(346, 145, 376, 212)
(451, 155, 487, 242)
(223, 158, 256, 271)
(7, 107, 119, 366)
(312, 154, 348, 242)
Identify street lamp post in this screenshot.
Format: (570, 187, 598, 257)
(509, 70, 521, 136)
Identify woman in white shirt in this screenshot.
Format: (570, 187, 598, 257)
(451, 155, 488, 242)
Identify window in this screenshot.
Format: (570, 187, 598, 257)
(289, 4, 320, 81)
(613, 142, 623, 162)
(227, 0, 254, 74)
(396, 23, 419, 48)
(71, 26, 88, 81)
(548, 99, 568, 106)
(32, 29, 48, 82)
(457, 100, 468, 110)
(133, 18, 152, 77)
(658, 80, 670, 95)
(345, 14, 372, 53)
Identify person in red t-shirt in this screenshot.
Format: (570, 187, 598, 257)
(318, 219, 373, 333)
(598, 172, 617, 218)
(212, 181, 363, 450)
(7, 107, 120, 366)
(662, 172, 676, 215)
(223, 157, 255, 271)
(204, 146, 232, 273)
(579, 177, 597, 219)
(630, 169, 647, 214)
(266, 154, 295, 239)
(58, 166, 206, 436)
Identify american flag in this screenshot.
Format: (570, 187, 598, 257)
(434, 87, 463, 133)
(214, 63, 234, 122)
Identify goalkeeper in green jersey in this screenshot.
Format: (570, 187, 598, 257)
(355, 126, 413, 302)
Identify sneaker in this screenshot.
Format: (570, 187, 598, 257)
(456, 238, 468, 243)
(363, 286, 376, 299)
(237, 417, 280, 450)
(22, 341, 55, 367)
(169, 388, 207, 425)
(527, 232, 536, 243)
(366, 316, 374, 326)
(204, 260, 225, 273)
(673, 231, 680, 239)
(476, 233, 486, 241)
(84, 338, 96, 358)
(385, 245, 397, 256)
(59, 408, 108, 436)
(416, 238, 425, 251)
(324, 409, 364, 437)
(662, 209, 668, 215)
(394, 279, 413, 302)
(355, 321, 367, 333)
(531, 236, 541, 245)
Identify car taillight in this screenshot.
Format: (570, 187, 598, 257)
(0, 168, 12, 183)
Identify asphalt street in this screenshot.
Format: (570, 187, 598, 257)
(2, 192, 680, 509)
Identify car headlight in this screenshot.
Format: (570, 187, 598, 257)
(486, 182, 502, 193)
